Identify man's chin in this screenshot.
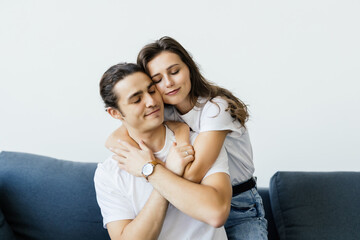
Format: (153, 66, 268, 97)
(142, 118, 164, 131)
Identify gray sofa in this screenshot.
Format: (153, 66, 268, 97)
(1, 151, 359, 240)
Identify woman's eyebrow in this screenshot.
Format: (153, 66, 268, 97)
(166, 63, 179, 70)
(150, 64, 180, 78)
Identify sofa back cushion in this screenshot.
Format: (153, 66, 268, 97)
(0, 151, 110, 240)
(270, 171, 360, 240)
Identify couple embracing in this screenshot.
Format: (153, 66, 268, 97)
(94, 36, 267, 240)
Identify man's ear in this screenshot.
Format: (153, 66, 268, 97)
(107, 107, 124, 120)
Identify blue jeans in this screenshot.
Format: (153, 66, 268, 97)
(225, 187, 268, 240)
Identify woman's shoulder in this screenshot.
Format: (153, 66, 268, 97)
(199, 96, 229, 114)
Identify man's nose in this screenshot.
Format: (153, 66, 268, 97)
(144, 93, 156, 107)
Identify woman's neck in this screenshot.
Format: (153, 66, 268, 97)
(175, 96, 196, 115)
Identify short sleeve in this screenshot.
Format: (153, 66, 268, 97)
(200, 97, 244, 135)
(164, 105, 177, 121)
(94, 162, 135, 228)
(203, 145, 230, 180)
(189, 132, 229, 180)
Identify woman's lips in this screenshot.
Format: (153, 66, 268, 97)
(166, 87, 180, 96)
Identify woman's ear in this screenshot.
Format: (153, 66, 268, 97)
(107, 107, 124, 120)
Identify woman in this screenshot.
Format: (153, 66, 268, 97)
(107, 36, 267, 240)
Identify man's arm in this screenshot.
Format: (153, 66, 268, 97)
(94, 164, 168, 240)
(114, 141, 232, 227)
(149, 166, 231, 227)
(106, 190, 168, 240)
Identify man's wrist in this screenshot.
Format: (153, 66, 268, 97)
(141, 161, 159, 181)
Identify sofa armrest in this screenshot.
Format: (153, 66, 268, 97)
(270, 171, 360, 240)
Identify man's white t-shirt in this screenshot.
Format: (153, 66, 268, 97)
(94, 126, 229, 240)
(164, 96, 254, 186)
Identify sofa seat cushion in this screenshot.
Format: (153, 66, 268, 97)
(0, 151, 110, 240)
(270, 171, 360, 240)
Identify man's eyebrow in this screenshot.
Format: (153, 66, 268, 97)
(128, 90, 143, 100)
(150, 64, 180, 79)
(127, 83, 154, 100)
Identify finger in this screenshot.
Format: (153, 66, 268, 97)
(181, 147, 194, 156)
(185, 147, 195, 156)
(184, 155, 195, 163)
(112, 154, 126, 164)
(111, 147, 130, 158)
(139, 140, 152, 152)
(108, 146, 129, 156)
(117, 163, 127, 171)
(183, 151, 194, 157)
(117, 140, 135, 151)
(178, 145, 193, 151)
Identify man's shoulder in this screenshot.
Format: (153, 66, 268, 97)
(95, 155, 129, 181)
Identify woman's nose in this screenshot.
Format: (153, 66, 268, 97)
(164, 75, 174, 87)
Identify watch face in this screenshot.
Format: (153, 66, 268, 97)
(142, 163, 154, 176)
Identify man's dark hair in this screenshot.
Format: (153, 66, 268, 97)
(99, 63, 144, 112)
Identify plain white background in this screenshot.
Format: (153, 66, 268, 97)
(1, 0, 359, 187)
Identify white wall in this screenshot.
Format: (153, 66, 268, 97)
(1, 0, 359, 187)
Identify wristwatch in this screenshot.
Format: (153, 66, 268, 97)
(141, 161, 158, 181)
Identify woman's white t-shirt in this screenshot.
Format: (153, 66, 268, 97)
(164, 96, 254, 186)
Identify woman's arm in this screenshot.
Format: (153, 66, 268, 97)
(114, 140, 232, 227)
(166, 121, 230, 184)
(105, 125, 139, 150)
(165, 121, 190, 146)
(183, 130, 230, 183)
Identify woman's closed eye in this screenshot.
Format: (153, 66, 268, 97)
(153, 78, 162, 84)
(170, 69, 179, 75)
(149, 85, 156, 94)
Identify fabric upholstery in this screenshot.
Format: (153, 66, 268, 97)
(258, 188, 279, 240)
(270, 171, 360, 240)
(0, 151, 110, 240)
(0, 208, 15, 240)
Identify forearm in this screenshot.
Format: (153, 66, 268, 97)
(165, 121, 190, 145)
(182, 131, 229, 183)
(105, 126, 139, 150)
(115, 190, 168, 240)
(148, 165, 231, 227)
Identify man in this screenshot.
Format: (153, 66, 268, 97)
(95, 63, 232, 239)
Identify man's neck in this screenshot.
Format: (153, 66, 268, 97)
(127, 124, 166, 153)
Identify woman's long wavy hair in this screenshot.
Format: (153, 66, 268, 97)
(137, 36, 249, 128)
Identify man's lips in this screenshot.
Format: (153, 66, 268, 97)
(145, 108, 160, 117)
(165, 87, 180, 96)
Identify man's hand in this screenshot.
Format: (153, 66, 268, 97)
(112, 140, 156, 177)
(165, 142, 194, 176)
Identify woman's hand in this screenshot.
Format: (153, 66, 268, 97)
(111, 140, 156, 177)
(165, 142, 194, 176)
